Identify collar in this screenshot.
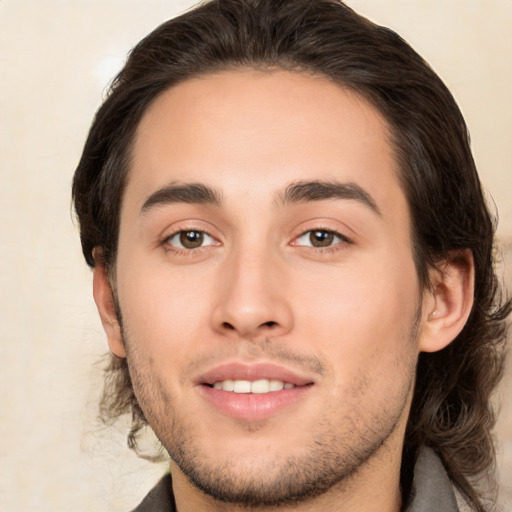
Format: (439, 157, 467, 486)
(405, 446, 460, 511)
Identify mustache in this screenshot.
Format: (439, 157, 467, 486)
(183, 337, 326, 378)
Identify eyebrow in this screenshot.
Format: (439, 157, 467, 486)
(140, 179, 380, 216)
(277, 180, 381, 215)
(140, 182, 222, 214)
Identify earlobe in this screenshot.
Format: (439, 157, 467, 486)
(92, 248, 126, 358)
(419, 250, 475, 353)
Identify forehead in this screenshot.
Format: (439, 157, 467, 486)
(126, 69, 408, 228)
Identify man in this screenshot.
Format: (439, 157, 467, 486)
(72, 0, 510, 510)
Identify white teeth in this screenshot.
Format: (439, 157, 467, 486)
(233, 380, 252, 393)
(269, 380, 285, 392)
(211, 379, 295, 393)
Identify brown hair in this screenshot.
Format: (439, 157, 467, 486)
(72, 1, 510, 509)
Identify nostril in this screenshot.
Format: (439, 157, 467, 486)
(218, 320, 281, 334)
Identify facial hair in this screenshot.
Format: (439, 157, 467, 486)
(165, 396, 412, 508)
(123, 319, 420, 509)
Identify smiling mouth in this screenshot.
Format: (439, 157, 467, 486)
(208, 379, 301, 394)
(198, 366, 316, 420)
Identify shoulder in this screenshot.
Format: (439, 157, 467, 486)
(453, 486, 477, 512)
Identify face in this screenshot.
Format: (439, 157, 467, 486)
(110, 70, 426, 507)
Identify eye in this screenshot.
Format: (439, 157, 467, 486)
(165, 230, 217, 250)
(295, 229, 347, 248)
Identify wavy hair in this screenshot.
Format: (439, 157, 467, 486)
(72, 1, 510, 509)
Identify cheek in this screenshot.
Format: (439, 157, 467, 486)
(293, 256, 420, 377)
(116, 256, 215, 359)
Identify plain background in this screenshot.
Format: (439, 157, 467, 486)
(0, 1, 511, 510)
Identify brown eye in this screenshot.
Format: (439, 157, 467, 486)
(179, 231, 204, 249)
(295, 229, 346, 249)
(309, 230, 335, 247)
(166, 230, 216, 250)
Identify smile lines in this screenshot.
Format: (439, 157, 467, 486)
(211, 379, 297, 394)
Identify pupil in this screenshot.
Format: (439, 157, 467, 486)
(310, 230, 333, 247)
(180, 231, 204, 248)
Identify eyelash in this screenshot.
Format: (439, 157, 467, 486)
(161, 227, 351, 255)
(161, 228, 219, 255)
(293, 228, 352, 252)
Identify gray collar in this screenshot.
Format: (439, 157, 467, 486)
(405, 446, 460, 511)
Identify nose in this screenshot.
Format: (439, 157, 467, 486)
(211, 246, 294, 339)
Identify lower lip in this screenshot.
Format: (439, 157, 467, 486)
(198, 385, 313, 422)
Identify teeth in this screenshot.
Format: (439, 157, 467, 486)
(269, 380, 285, 392)
(234, 380, 251, 393)
(212, 379, 295, 393)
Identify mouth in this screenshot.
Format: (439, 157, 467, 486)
(196, 362, 316, 421)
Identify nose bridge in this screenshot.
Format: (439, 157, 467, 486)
(212, 237, 293, 338)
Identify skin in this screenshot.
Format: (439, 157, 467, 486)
(93, 70, 474, 511)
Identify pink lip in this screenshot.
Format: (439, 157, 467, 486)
(195, 362, 315, 421)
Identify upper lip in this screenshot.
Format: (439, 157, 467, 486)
(195, 362, 316, 387)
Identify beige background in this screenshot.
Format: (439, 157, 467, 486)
(0, 1, 510, 510)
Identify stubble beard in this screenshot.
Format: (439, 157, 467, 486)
(122, 309, 421, 509)
(164, 401, 412, 509)
(126, 354, 416, 509)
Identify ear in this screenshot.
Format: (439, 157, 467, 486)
(92, 248, 126, 358)
(419, 250, 475, 353)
